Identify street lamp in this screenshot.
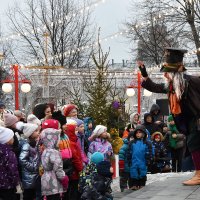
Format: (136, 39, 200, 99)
(126, 87, 135, 97)
(126, 71, 141, 114)
(1, 64, 31, 110)
(2, 83, 12, 93)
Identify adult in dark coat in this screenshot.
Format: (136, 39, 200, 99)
(138, 47, 200, 186)
(150, 104, 163, 122)
(142, 112, 161, 136)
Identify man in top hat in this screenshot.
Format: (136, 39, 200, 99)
(138, 47, 200, 185)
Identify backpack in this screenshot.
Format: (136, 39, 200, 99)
(59, 134, 74, 176)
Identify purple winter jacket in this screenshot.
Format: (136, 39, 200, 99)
(0, 143, 20, 189)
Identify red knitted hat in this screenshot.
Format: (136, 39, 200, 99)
(63, 104, 77, 117)
(42, 119, 59, 130)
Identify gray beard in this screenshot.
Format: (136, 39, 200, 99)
(164, 72, 185, 100)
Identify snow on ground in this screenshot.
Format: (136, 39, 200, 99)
(112, 172, 193, 193)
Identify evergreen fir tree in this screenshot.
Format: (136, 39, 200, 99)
(83, 33, 113, 125)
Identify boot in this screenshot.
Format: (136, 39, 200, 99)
(183, 170, 200, 186)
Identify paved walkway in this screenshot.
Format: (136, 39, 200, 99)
(113, 172, 200, 200)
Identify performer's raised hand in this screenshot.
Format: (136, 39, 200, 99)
(137, 60, 148, 78)
(137, 60, 144, 67)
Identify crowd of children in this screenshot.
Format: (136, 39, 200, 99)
(118, 104, 186, 192)
(0, 102, 115, 200)
(0, 101, 188, 199)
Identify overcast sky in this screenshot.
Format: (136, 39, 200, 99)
(0, 0, 134, 63)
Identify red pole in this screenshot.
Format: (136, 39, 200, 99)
(137, 72, 141, 114)
(14, 65, 19, 110)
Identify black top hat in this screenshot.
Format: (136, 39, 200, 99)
(160, 47, 188, 72)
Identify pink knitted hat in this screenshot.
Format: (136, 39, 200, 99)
(3, 113, 19, 127)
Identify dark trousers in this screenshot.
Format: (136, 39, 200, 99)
(36, 176, 42, 200)
(23, 189, 36, 200)
(129, 176, 147, 187)
(63, 180, 80, 200)
(0, 189, 16, 200)
(14, 194, 21, 200)
(171, 148, 184, 172)
(119, 171, 130, 190)
(46, 194, 61, 200)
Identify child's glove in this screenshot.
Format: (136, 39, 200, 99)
(61, 175, 69, 190)
(119, 160, 125, 172)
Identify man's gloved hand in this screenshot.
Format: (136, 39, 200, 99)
(137, 61, 148, 78)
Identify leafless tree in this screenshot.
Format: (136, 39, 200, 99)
(128, 0, 200, 66)
(0, 24, 15, 99)
(7, 0, 94, 68)
(125, 0, 182, 66)
(160, 0, 200, 66)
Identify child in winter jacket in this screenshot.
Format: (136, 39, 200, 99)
(88, 125, 113, 161)
(168, 115, 185, 172)
(83, 117, 94, 143)
(0, 127, 20, 200)
(151, 132, 171, 174)
(128, 125, 153, 190)
(75, 118, 89, 166)
(64, 123, 84, 200)
(122, 113, 140, 139)
(19, 123, 41, 200)
(79, 152, 104, 196)
(109, 128, 123, 155)
(81, 160, 113, 200)
(3, 113, 23, 158)
(40, 125, 69, 200)
(118, 131, 134, 192)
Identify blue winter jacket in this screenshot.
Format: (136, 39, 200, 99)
(118, 139, 130, 173)
(129, 139, 152, 179)
(19, 139, 40, 189)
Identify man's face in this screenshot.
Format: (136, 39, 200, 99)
(163, 72, 171, 81)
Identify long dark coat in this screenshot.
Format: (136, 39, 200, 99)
(141, 74, 200, 152)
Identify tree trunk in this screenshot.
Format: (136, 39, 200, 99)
(189, 22, 200, 67)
